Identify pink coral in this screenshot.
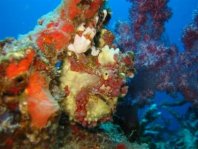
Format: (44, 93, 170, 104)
(115, 1, 198, 109)
(128, 0, 172, 41)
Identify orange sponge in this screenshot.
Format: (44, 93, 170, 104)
(6, 50, 35, 79)
(26, 72, 59, 129)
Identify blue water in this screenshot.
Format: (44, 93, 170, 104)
(1, 0, 198, 49)
(0, 0, 61, 38)
(166, 0, 198, 51)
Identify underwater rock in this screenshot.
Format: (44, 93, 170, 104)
(113, 103, 140, 142)
(0, 0, 135, 147)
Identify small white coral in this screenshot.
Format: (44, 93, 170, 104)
(91, 46, 100, 56)
(83, 27, 96, 39)
(98, 45, 120, 66)
(77, 23, 86, 32)
(68, 35, 91, 54)
(68, 26, 96, 54)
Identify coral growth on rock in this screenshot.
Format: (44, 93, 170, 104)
(1, 0, 197, 148)
(0, 0, 135, 147)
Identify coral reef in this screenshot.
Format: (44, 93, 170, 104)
(55, 121, 149, 149)
(0, 0, 134, 147)
(0, 0, 198, 148)
(182, 11, 198, 50)
(121, 0, 172, 44)
(115, 0, 198, 108)
(114, 0, 198, 148)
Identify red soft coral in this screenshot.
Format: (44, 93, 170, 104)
(84, 0, 104, 19)
(6, 50, 35, 79)
(26, 72, 59, 129)
(37, 30, 70, 52)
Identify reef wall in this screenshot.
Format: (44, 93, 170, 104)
(0, 0, 135, 147)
